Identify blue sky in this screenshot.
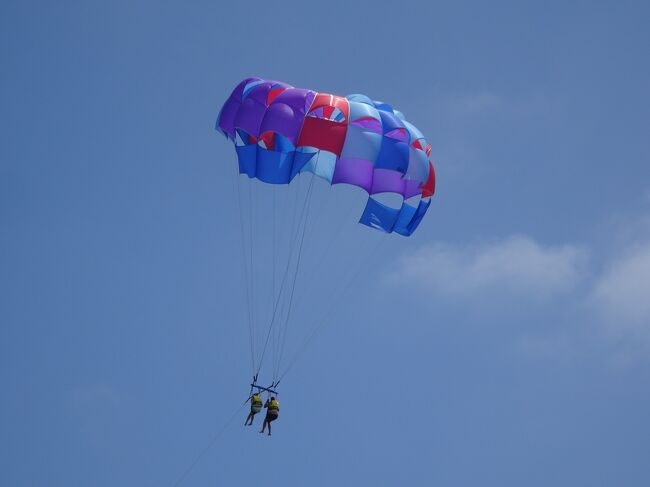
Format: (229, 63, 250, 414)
(2, 0, 650, 485)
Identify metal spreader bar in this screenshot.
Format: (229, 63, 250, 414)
(250, 383, 279, 395)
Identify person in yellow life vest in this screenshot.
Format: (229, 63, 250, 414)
(244, 393, 263, 426)
(259, 396, 279, 436)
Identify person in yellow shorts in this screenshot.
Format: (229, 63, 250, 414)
(244, 393, 263, 426)
(259, 396, 279, 436)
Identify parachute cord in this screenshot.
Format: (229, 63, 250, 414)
(271, 183, 287, 381)
(273, 185, 311, 381)
(273, 177, 305, 377)
(270, 186, 277, 384)
(270, 176, 302, 377)
(291, 202, 357, 317)
(274, 192, 359, 378)
(256, 171, 317, 379)
(260, 172, 315, 380)
(233, 171, 255, 375)
(272, 186, 276, 321)
(270, 183, 295, 381)
(170, 398, 249, 487)
(248, 178, 257, 366)
(273, 182, 352, 377)
(274, 184, 315, 379)
(273, 163, 322, 381)
(277, 237, 385, 384)
(293, 201, 359, 303)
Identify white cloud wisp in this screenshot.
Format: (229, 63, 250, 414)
(393, 235, 588, 300)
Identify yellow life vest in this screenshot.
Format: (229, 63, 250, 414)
(268, 399, 280, 413)
(251, 394, 263, 407)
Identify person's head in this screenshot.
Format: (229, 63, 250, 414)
(271, 397, 275, 401)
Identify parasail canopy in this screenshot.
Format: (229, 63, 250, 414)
(217, 77, 436, 236)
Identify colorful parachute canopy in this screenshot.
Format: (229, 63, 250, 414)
(217, 77, 436, 236)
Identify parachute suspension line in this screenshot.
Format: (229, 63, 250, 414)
(270, 183, 288, 382)
(233, 170, 255, 375)
(290, 190, 359, 305)
(255, 170, 318, 379)
(271, 176, 302, 366)
(272, 177, 305, 380)
(272, 163, 323, 381)
(282, 175, 304, 284)
(270, 173, 312, 381)
(277, 181, 293, 296)
(277, 236, 386, 384)
(273, 186, 360, 378)
(301, 203, 359, 317)
(270, 179, 292, 365)
(273, 175, 318, 381)
(247, 177, 257, 366)
(249, 178, 259, 373)
(272, 186, 276, 321)
(270, 172, 317, 381)
(270, 185, 277, 385)
(274, 180, 316, 380)
(271, 182, 292, 379)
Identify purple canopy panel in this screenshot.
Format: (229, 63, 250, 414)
(332, 157, 373, 193)
(244, 81, 277, 105)
(217, 77, 259, 138)
(217, 98, 240, 139)
(259, 104, 301, 144)
(403, 179, 422, 199)
(259, 89, 316, 144)
(234, 97, 267, 138)
(370, 168, 414, 197)
(274, 88, 316, 115)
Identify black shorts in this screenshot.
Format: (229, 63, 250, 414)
(266, 413, 278, 422)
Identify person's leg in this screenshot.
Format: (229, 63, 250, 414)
(245, 412, 252, 425)
(260, 418, 267, 433)
(267, 420, 272, 436)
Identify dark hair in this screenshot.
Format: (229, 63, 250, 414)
(271, 397, 275, 400)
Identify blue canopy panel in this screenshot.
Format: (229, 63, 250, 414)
(291, 150, 318, 180)
(358, 197, 431, 236)
(374, 110, 409, 174)
(395, 199, 431, 236)
(408, 199, 431, 234)
(346, 93, 375, 106)
(298, 149, 338, 183)
(235, 144, 257, 178)
(358, 197, 399, 233)
(235, 144, 316, 184)
(256, 149, 295, 183)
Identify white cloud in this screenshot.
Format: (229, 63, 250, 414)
(591, 243, 650, 327)
(389, 226, 650, 359)
(393, 235, 588, 300)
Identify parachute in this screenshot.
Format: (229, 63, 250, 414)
(216, 78, 436, 392)
(217, 78, 435, 235)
